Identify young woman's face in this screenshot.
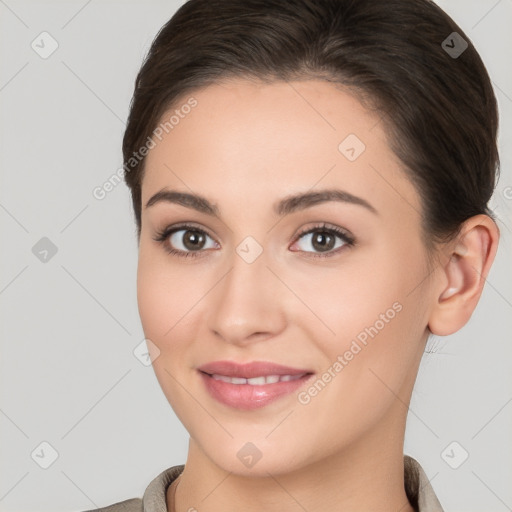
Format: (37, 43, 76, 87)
(138, 78, 436, 475)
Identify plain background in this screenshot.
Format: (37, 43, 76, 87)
(0, 0, 511, 510)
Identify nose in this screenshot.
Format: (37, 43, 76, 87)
(206, 246, 287, 347)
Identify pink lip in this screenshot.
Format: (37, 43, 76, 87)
(197, 360, 313, 378)
(197, 360, 314, 410)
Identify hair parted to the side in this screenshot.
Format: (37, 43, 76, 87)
(122, 0, 500, 255)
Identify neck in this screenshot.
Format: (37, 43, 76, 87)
(169, 403, 415, 512)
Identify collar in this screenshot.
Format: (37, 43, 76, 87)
(141, 455, 443, 512)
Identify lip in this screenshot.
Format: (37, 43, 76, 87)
(197, 360, 313, 378)
(197, 360, 315, 410)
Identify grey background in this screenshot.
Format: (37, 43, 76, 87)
(0, 0, 511, 510)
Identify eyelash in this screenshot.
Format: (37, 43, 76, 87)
(152, 222, 356, 260)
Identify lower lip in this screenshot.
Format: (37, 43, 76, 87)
(199, 371, 313, 410)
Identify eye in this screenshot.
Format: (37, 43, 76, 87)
(290, 223, 355, 258)
(153, 221, 355, 260)
(153, 223, 218, 258)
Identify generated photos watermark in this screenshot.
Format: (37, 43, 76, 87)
(92, 96, 198, 201)
(298, 301, 403, 405)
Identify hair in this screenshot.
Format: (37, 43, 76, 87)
(122, 0, 500, 262)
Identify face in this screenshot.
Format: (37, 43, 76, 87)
(137, 78, 434, 476)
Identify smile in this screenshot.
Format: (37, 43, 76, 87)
(198, 370, 314, 410)
(209, 373, 307, 385)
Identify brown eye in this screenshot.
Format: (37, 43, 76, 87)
(178, 229, 207, 251)
(153, 224, 218, 258)
(291, 224, 355, 258)
(310, 231, 337, 252)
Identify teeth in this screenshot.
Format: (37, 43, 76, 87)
(211, 374, 304, 385)
(247, 376, 266, 385)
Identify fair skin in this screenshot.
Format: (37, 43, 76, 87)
(136, 78, 499, 512)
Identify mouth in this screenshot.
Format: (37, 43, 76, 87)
(197, 360, 313, 378)
(197, 360, 315, 410)
(205, 373, 308, 385)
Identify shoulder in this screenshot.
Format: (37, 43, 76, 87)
(80, 497, 142, 512)
(78, 464, 185, 512)
(404, 455, 444, 512)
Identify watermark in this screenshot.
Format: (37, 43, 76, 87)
(236, 236, 263, 263)
(441, 32, 468, 59)
(93, 166, 125, 200)
(441, 441, 469, 469)
(31, 441, 59, 469)
(149, 96, 198, 144)
(338, 133, 366, 162)
(237, 442, 263, 468)
(297, 301, 403, 405)
(32, 237, 58, 263)
(31, 31, 59, 59)
(503, 186, 512, 201)
(92, 96, 198, 200)
(133, 338, 161, 366)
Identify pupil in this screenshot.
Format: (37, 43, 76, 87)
(184, 230, 205, 250)
(313, 232, 334, 252)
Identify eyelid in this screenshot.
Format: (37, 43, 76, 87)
(154, 221, 217, 242)
(293, 222, 354, 243)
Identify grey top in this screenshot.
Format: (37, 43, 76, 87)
(82, 455, 443, 512)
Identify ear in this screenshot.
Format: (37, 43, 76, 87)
(428, 214, 500, 336)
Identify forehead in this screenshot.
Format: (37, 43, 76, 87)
(141, 78, 421, 221)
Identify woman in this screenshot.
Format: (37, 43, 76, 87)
(89, 0, 500, 510)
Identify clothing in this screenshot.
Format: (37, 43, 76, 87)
(82, 455, 443, 512)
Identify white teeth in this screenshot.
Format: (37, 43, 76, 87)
(211, 374, 304, 385)
(213, 374, 232, 383)
(247, 376, 267, 385)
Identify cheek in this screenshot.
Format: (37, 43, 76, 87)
(136, 260, 169, 343)
(291, 240, 429, 382)
(136, 252, 201, 418)
(135, 247, 217, 399)
(291, 276, 427, 451)
(136, 247, 202, 342)
(282, 259, 410, 346)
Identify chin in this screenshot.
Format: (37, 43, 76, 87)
(199, 438, 312, 478)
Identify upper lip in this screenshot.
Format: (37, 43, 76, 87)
(197, 360, 314, 379)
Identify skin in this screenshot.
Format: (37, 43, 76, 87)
(135, 78, 499, 512)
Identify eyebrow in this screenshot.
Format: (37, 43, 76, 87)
(145, 188, 378, 216)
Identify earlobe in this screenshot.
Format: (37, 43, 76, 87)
(428, 215, 500, 336)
